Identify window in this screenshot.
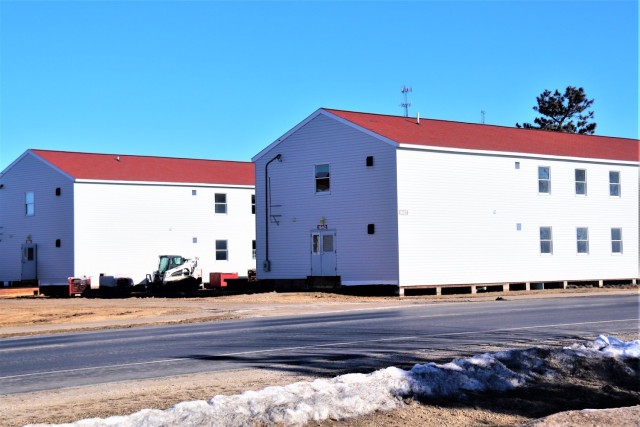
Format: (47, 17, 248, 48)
(315, 164, 330, 193)
(251, 194, 255, 214)
(515, 161, 520, 169)
(366, 156, 374, 167)
(252, 240, 256, 259)
(611, 228, 623, 253)
(575, 169, 587, 195)
(55, 187, 61, 196)
(215, 193, 227, 214)
(192, 189, 197, 196)
(216, 240, 228, 260)
(540, 227, 553, 254)
(192, 237, 198, 244)
(25, 192, 35, 216)
(609, 171, 621, 196)
(55, 239, 61, 248)
(538, 167, 550, 194)
(576, 227, 589, 254)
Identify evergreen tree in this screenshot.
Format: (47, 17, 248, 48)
(517, 86, 596, 134)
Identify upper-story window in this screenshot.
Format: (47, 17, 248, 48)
(215, 193, 227, 214)
(540, 226, 553, 254)
(25, 192, 35, 216)
(315, 164, 330, 193)
(575, 169, 587, 195)
(251, 194, 255, 214)
(538, 167, 550, 194)
(576, 227, 589, 254)
(609, 171, 621, 197)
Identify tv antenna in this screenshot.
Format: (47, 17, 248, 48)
(400, 86, 412, 117)
(481, 110, 486, 124)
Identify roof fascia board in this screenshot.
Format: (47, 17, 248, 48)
(321, 110, 399, 148)
(1, 150, 76, 181)
(74, 179, 255, 189)
(251, 108, 400, 162)
(252, 108, 327, 161)
(0, 150, 31, 176)
(397, 143, 640, 167)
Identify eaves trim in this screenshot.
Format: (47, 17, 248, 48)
(74, 179, 255, 189)
(397, 143, 640, 166)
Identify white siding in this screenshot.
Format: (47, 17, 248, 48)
(397, 148, 639, 286)
(0, 154, 74, 282)
(74, 182, 256, 284)
(255, 114, 400, 283)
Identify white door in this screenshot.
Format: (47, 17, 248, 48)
(311, 231, 337, 276)
(21, 243, 37, 281)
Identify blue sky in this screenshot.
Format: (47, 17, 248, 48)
(1, 0, 637, 171)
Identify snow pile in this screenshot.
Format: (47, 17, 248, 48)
(28, 335, 639, 427)
(568, 335, 640, 359)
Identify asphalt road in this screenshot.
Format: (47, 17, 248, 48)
(1, 294, 637, 395)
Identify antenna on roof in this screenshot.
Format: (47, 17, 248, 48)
(400, 86, 412, 117)
(481, 110, 486, 124)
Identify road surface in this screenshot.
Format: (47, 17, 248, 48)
(1, 294, 637, 395)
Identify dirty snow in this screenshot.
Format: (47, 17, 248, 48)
(27, 335, 640, 427)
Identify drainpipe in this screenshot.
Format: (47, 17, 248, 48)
(264, 153, 282, 272)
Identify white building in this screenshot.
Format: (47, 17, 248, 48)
(0, 150, 256, 285)
(252, 108, 639, 293)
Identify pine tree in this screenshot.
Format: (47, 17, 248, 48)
(517, 86, 596, 134)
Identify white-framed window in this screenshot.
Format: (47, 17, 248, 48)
(540, 227, 553, 254)
(252, 240, 256, 259)
(609, 171, 621, 196)
(215, 193, 227, 214)
(538, 167, 550, 194)
(25, 192, 35, 216)
(315, 164, 330, 193)
(575, 169, 587, 195)
(251, 194, 255, 214)
(611, 228, 623, 254)
(576, 227, 589, 254)
(216, 240, 228, 260)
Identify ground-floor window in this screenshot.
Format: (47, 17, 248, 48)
(611, 228, 623, 253)
(540, 227, 553, 254)
(576, 227, 589, 254)
(216, 240, 228, 260)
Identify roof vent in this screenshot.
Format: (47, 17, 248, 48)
(116, 156, 120, 162)
(416, 112, 420, 125)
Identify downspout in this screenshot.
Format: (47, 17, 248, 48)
(263, 153, 282, 272)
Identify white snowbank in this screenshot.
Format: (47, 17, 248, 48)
(27, 335, 639, 427)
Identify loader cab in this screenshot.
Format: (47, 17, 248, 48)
(158, 255, 186, 274)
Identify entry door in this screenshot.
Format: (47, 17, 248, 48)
(21, 244, 37, 281)
(311, 231, 337, 276)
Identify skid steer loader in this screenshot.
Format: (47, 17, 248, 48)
(146, 255, 202, 292)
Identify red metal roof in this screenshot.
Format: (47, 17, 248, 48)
(324, 109, 639, 162)
(30, 150, 255, 185)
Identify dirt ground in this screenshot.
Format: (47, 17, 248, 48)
(0, 287, 638, 426)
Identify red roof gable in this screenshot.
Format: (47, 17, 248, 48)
(30, 150, 254, 185)
(324, 109, 639, 162)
